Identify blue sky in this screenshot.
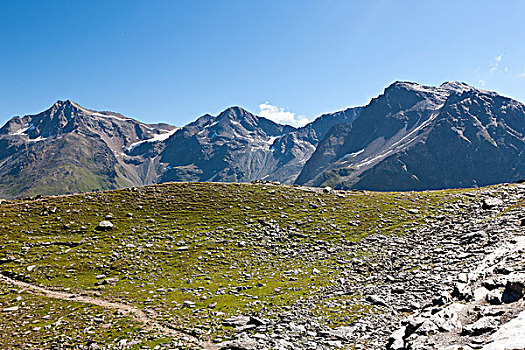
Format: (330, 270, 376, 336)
(1, 0, 525, 127)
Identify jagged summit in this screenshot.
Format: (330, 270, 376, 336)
(46, 100, 139, 124)
(49, 99, 88, 114)
(218, 105, 250, 116)
(385, 81, 439, 92)
(439, 81, 472, 91)
(385, 80, 475, 95)
(214, 106, 258, 124)
(52, 99, 77, 106)
(213, 106, 298, 132)
(384, 80, 494, 99)
(52, 100, 120, 117)
(51, 100, 89, 124)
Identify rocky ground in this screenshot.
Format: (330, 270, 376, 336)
(0, 182, 523, 349)
(219, 183, 525, 350)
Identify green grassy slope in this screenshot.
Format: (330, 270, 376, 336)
(0, 182, 470, 348)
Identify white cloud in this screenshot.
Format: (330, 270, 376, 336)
(490, 54, 503, 72)
(478, 79, 486, 86)
(259, 102, 309, 127)
(519, 68, 525, 78)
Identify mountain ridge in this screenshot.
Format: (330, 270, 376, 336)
(296, 81, 525, 190)
(1, 81, 524, 198)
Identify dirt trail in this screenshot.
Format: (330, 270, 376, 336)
(0, 274, 217, 350)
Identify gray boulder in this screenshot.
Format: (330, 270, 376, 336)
(95, 221, 113, 231)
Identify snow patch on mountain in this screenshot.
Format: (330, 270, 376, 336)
(11, 124, 35, 136)
(74, 103, 131, 122)
(344, 149, 365, 158)
(266, 136, 279, 145)
(354, 111, 440, 170)
(91, 112, 129, 122)
(128, 128, 180, 151)
(27, 136, 47, 142)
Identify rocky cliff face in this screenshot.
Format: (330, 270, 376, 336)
(296, 81, 525, 190)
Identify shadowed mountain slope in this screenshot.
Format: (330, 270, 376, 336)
(296, 81, 525, 190)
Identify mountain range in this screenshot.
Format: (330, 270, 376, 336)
(1, 81, 524, 198)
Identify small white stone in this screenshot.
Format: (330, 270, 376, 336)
(2, 306, 19, 312)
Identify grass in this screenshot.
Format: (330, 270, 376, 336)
(0, 181, 474, 347)
(0, 282, 176, 349)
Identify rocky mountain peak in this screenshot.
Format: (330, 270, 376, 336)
(0, 100, 179, 198)
(49, 99, 86, 116)
(439, 81, 473, 93)
(385, 80, 477, 98)
(201, 106, 296, 136)
(380, 81, 448, 109)
(385, 81, 435, 93)
(214, 106, 258, 125)
(22, 99, 95, 137)
(220, 105, 249, 116)
(0, 100, 84, 139)
(52, 99, 75, 107)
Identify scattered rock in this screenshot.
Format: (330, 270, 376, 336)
(462, 317, 499, 336)
(183, 300, 195, 308)
(219, 334, 259, 350)
(95, 221, 113, 231)
(482, 198, 504, 209)
(2, 306, 19, 312)
(366, 294, 388, 307)
(387, 326, 406, 350)
(502, 280, 525, 303)
(222, 315, 250, 327)
(461, 230, 488, 245)
(452, 282, 473, 301)
(486, 289, 504, 305)
(329, 326, 355, 340)
(248, 316, 266, 326)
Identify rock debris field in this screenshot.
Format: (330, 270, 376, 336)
(0, 181, 524, 350)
